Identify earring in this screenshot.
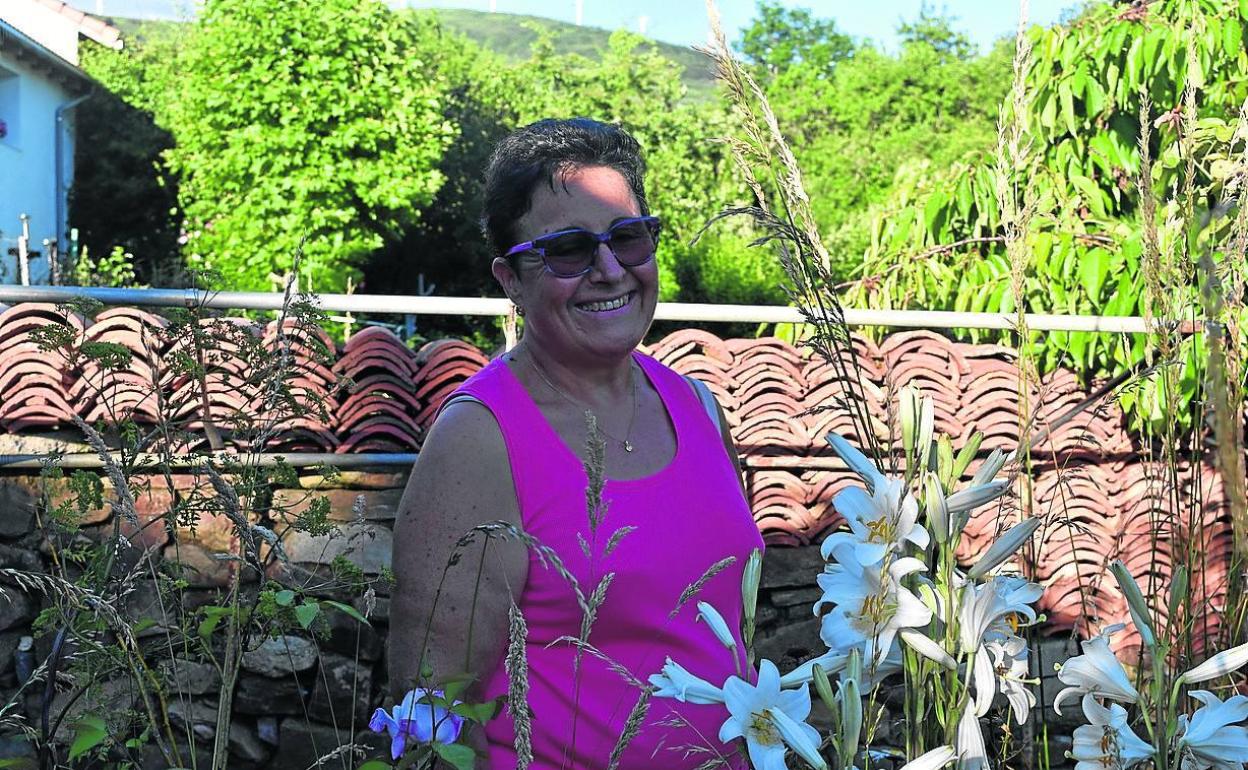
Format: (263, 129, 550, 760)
(515, 305, 525, 317)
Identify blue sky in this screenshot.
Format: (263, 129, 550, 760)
(73, 0, 1086, 53)
(393, 0, 1085, 54)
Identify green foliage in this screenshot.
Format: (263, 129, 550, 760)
(768, 22, 1010, 274)
(161, 0, 455, 292)
(735, 0, 855, 79)
(848, 0, 1248, 430)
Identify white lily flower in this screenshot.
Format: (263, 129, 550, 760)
(1053, 627, 1139, 716)
(697, 601, 738, 652)
(958, 575, 1043, 652)
(966, 518, 1041, 579)
(1178, 692, 1248, 770)
(901, 746, 958, 770)
(649, 657, 726, 705)
(957, 701, 989, 770)
(816, 548, 932, 666)
(1070, 693, 1153, 770)
(1181, 641, 1248, 685)
(822, 474, 929, 566)
(970, 631, 1034, 722)
(1176, 690, 1248, 770)
(720, 659, 825, 770)
(768, 706, 829, 770)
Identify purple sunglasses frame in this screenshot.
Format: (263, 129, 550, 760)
(503, 215, 662, 277)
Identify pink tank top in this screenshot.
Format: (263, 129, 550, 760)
(447, 350, 762, 769)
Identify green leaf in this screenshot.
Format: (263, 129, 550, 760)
(923, 191, 947, 236)
(68, 716, 108, 761)
(357, 762, 392, 770)
(1224, 18, 1243, 59)
(1059, 81, 1077, 136)
(322, 599, 371, 626)
(1080, 248, 1110, 299)
(1069, 174, 1107, 218)
(197, 605, 232, 642)
(275, 589, 296, 607)
(295, 601, 320, 630)
(432, 742, 475, 770)
(451, 699, 499, 723)
(1241, 0, 1248, 20)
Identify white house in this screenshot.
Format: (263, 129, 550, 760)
(0, 0, 121, 284)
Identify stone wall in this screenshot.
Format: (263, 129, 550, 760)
(1, 466, 1091, 768)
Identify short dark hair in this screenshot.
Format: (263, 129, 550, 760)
(480, 118, 649, 260)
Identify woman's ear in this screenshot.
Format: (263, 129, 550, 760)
(492, 257, 523, 306)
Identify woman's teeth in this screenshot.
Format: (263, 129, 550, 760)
(578, 293, 632, 312)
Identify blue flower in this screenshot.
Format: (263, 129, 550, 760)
(369, 688, 464, 760)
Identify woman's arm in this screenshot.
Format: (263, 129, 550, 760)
(388, 400, 529, 761)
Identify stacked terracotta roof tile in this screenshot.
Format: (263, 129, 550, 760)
(0, 303, 1237, 650)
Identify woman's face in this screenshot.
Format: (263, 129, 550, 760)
(492, 165, 659, 366)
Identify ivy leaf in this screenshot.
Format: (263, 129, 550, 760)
(295, 601, 320, 630)
(68, 716, 108, 761)
(274, 589, 295, 607)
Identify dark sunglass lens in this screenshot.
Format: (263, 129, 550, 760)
(540, 231, 597, 275)
(608, 222, 657, 265)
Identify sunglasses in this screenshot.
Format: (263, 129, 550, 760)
(504, 216, 661, 278)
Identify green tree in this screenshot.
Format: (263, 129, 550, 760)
(735, 0, 855, 79)
(75, 23, 184, 284)
(762, 15, 1009, 275)
(847, 0, 1248, 429)
(161, 0, 455, 292)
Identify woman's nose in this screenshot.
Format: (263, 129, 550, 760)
(588, 240, 627, 281)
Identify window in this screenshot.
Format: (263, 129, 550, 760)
(0, 65, 18, 147)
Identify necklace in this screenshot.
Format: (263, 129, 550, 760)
(521, 351, 639, 453)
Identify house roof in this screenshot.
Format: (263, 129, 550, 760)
(31, 0, 123, 52)
(0, 1, 121, 91)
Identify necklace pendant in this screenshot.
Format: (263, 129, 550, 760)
(623, 440, 634, 453)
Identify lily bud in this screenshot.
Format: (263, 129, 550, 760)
(1180, 641, 1248, 684)
(825, 432, 884, 491)
(1167, 565, 1188, 629)
(917, 393, 935, 473)
(696, 602, 737, 652)
(952, 433, 983, 481)
(811, 663, 837, 717)
(925, 472, 950, 543)
(946, 480, 1011, 515)
(971, 448, 1009, 487)
(840, 676, 862, 770)
(1109, 560, 1156, 650)
(901, 386, 918, 457)
(900, 628, 956, 670)
(742, 548, 762, 649)
(967, 518, 1040, 579)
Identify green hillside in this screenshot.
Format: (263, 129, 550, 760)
(107, 9, 717, 102)
(407, 8, 719, 101)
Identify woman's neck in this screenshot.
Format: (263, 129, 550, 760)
(515, 342, 636, 407)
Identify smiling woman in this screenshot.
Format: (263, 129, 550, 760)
(389, 117, 762, 769)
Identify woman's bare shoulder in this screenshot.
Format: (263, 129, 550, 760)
(399, 398, 519, 525)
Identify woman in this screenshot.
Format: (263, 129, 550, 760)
(390, 118, 762, 769)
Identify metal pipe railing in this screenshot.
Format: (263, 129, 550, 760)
(0, 285, 1199, 333)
